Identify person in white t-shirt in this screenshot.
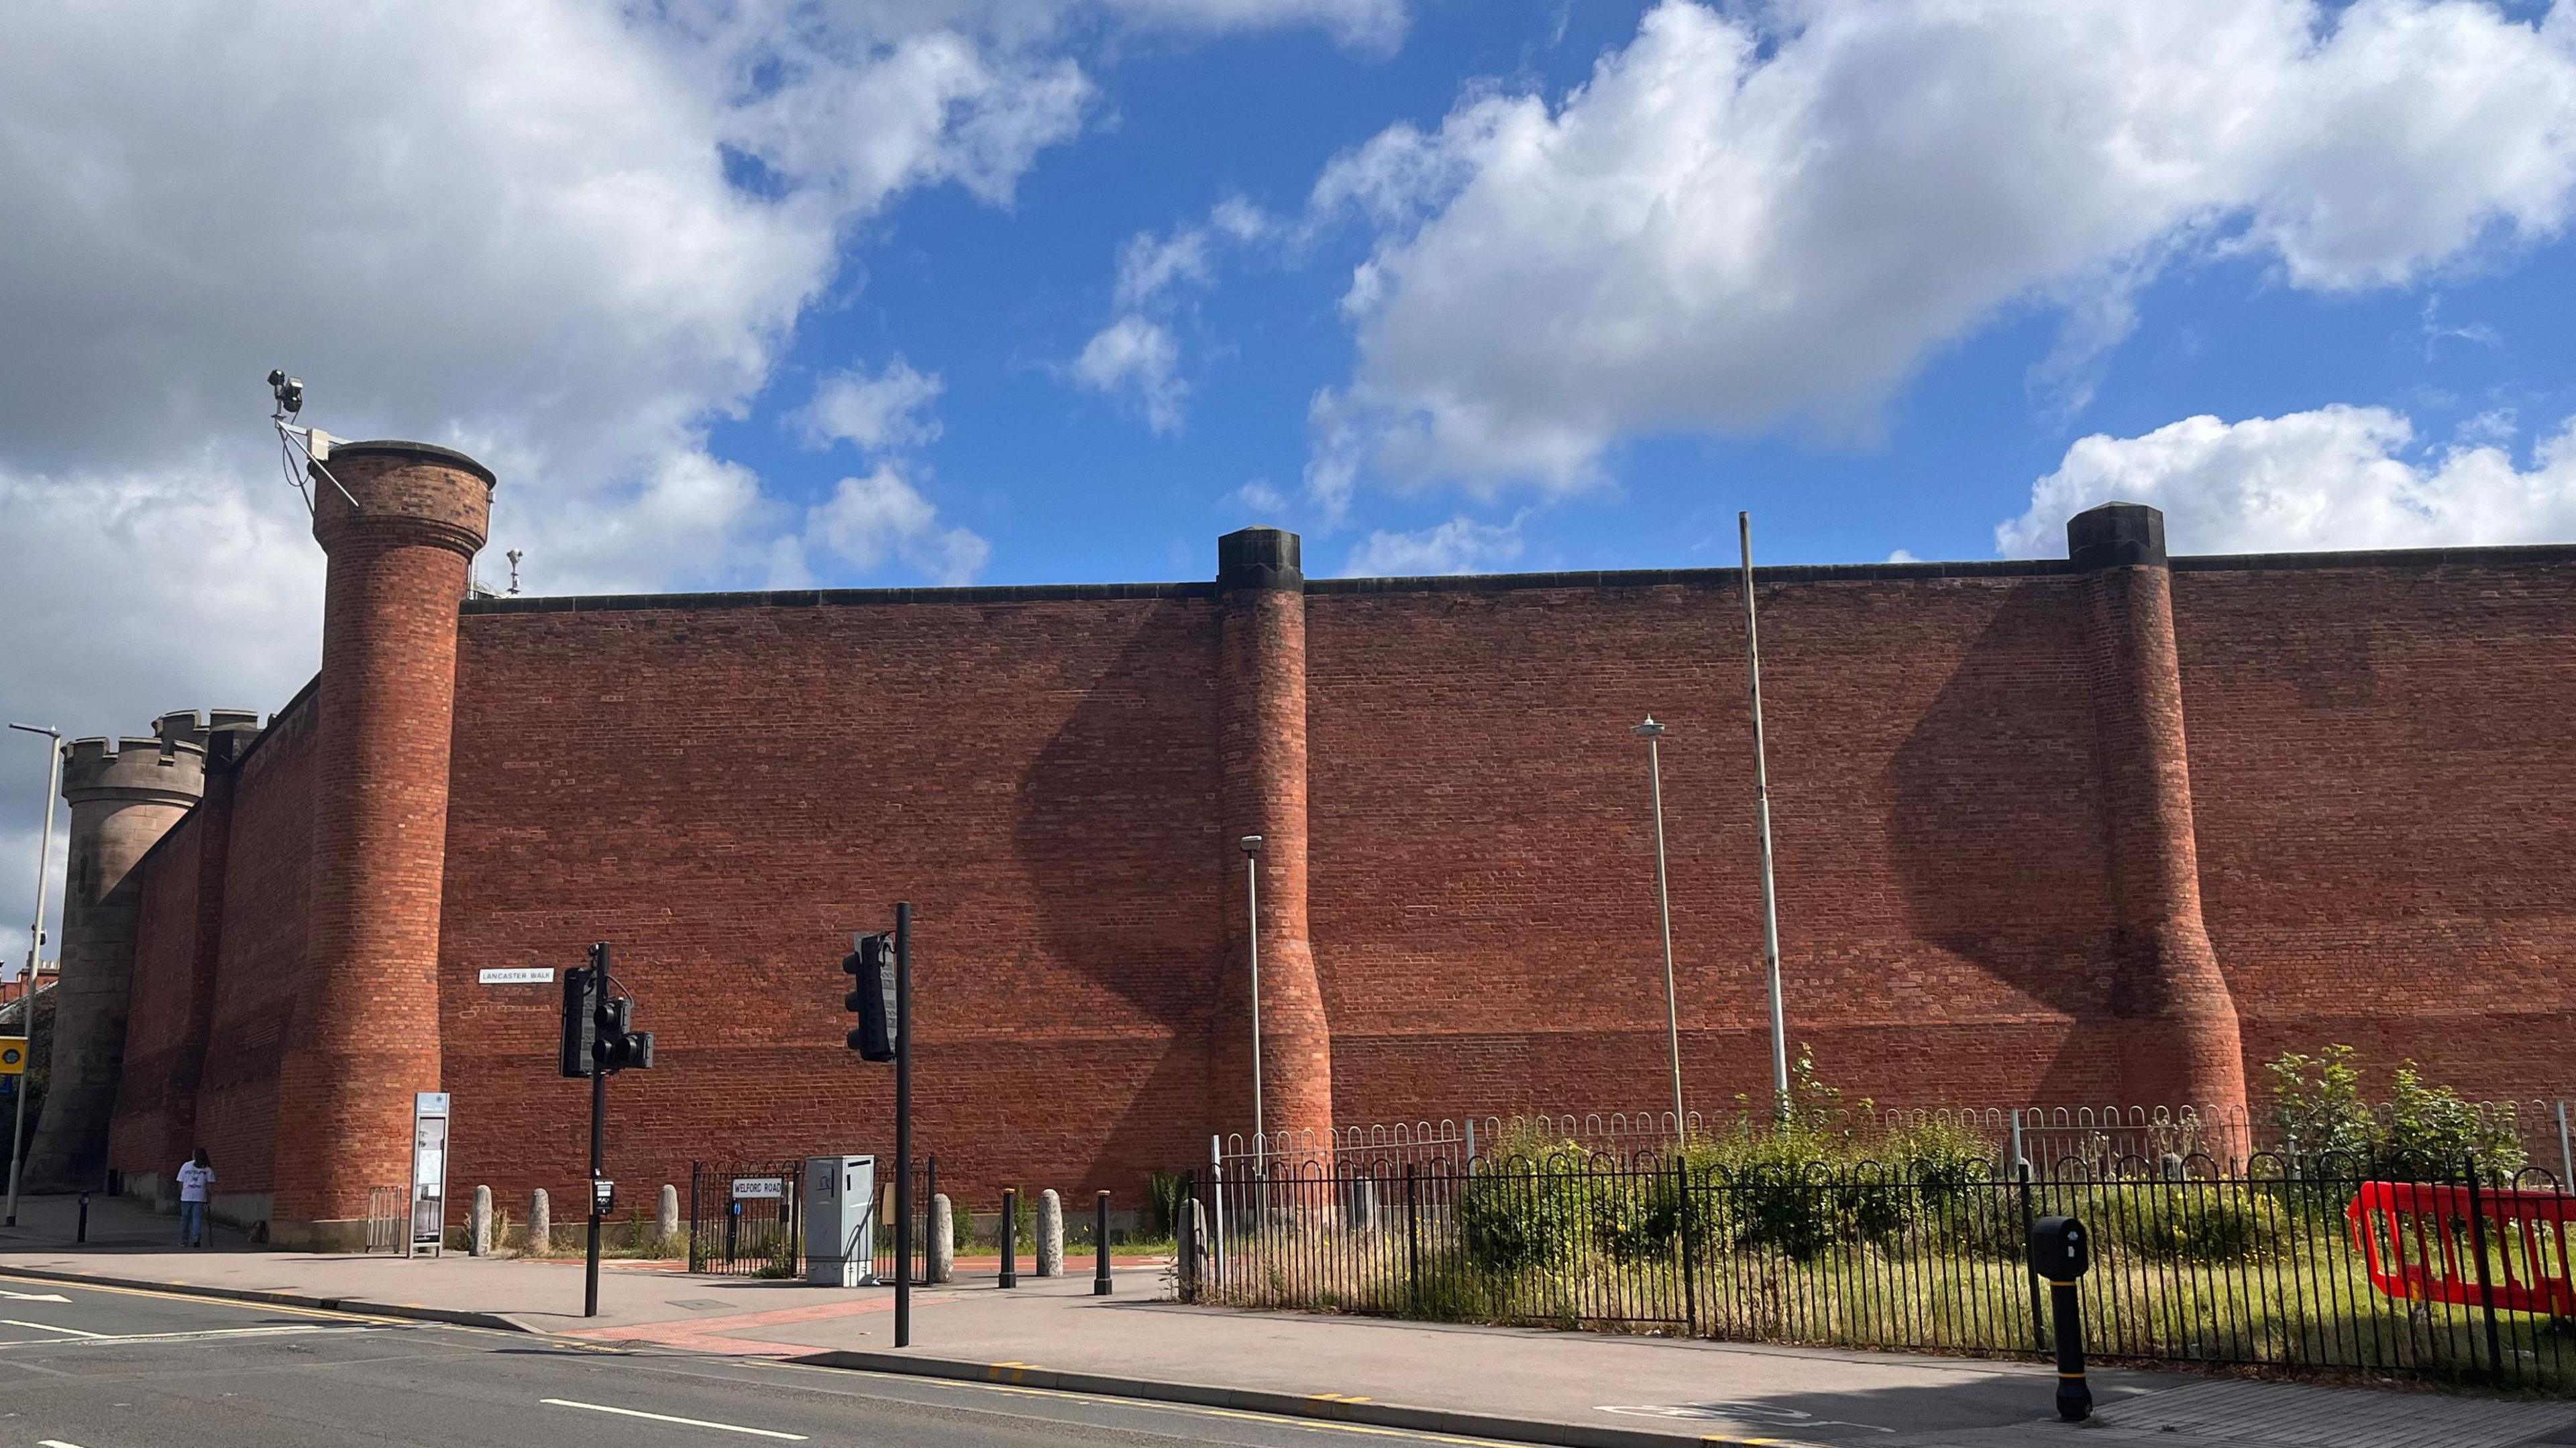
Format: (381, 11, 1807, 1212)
(175, 1148, 215, 1247)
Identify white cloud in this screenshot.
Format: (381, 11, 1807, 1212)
(1071, 196, 1282, 435)
(1071, 317, 1189, 433)
(808, 465, 994, 585)
(1310, 0, 2576, 500)
(798, 360, 947, 453)
(1886, 549, 1921, 564)
(1116, 230, 1218, 311)
(1342, 514, 1527, 575)
(0, 0, 1383, 944)
(1102, 0, 1407, 52)
(1233, 478, 1293, 516)
(1998, 404, 2576, 556)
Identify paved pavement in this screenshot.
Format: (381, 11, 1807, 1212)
(11, 1192, 2576, 1448)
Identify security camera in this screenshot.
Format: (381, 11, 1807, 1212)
(268, 369, 303, 416)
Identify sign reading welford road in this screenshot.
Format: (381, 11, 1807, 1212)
(732, 1177, 785, 1200)
(478, 967, 555, 985)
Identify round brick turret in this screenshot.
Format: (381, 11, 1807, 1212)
(1216, 528, 1336, 1154)
(271, 441, 492, 1248)
(2069, 503, 2249, 1136)
(22, 714, 229, 1190)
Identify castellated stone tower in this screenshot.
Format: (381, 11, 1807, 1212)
(2070, 503, 2249, 1133)
(24, 711, 253, 1190)
(270, 441, 491, 1249)
(1216, 527, 1336, 1151)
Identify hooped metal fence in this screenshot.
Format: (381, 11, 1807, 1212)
(1216, 1098, 2576, 1185)
(1183, 1148, 2576, 1390)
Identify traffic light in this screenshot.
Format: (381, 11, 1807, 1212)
(566, 944, 653, 1076)
(595, 992, 654, 1072)
(845, 932, 896, 1061)
(559, 964, 598, 1078)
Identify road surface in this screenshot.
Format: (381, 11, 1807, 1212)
(0, 1271, 1532, 1448)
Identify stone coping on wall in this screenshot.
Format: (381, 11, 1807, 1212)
(459, 539, 2576, 618)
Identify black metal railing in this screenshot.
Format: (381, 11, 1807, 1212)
(1190, 1149, 2576, 1389)
(689, 1160, 804, 1276)
(687, 1156, 936, 1282)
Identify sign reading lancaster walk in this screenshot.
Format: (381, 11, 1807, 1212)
(478, 967, 555, 985)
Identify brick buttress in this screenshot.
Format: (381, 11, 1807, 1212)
(1216, 528, 1336, 1154)
(269, 441, 492, 1249)
(2070, 503, 2249, 1132)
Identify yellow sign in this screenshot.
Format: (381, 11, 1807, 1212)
(0, 1038, 24, 1075)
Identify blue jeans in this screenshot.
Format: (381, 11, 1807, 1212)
(180, 1200, 206, 1247)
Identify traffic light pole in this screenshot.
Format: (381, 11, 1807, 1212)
(894, 901, 913, 1348)
(585, 1061, 606, 1318)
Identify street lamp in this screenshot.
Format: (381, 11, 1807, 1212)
(1633, 717, 1686, 1143)
(1239, 834, 1264, 1151)
(5, 722, 61, 1227)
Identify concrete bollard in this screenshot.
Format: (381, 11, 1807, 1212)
(528, 1188, 551, 1257)
(658, 1184, 680, 1250)
(930, 1192, 955, 1284)
(1037, 1190, 1063, 1277)
(470, 1185, 493, 1257)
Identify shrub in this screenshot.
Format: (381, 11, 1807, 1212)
(2265, 1046, 2526, 1182)
(2076, 1184, 2284, 1262)
(1146, 1171, 1185, 1237)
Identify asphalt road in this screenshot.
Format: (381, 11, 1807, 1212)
(0, 1272, 1544, 1448)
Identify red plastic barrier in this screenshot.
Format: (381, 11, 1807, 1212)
(2347, 1180, 2576, 1315)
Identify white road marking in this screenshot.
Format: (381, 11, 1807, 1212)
(1, 1321, 107, 1339)
(40, 1439, 88, 1447)
(0, 1323, 370, 1350)
(542, 1398, 808, 1440)
(0, 1290, 72, 1302)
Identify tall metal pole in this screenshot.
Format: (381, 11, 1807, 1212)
(1241, 838, 1264, 1150)
(584, 1040, 606, 1317)
(893, 901, 912, 1348)
(1637, 719, 1685, 1140)
(5, 724, 61, 1228)
(1739, 513, 1790, 1117)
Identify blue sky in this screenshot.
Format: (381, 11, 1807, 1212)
(5, 0, 2576, 959)
(688, 0, 2576, 585)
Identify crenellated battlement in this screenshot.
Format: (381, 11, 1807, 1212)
(62, 722, 211, 806)
(151, 708, 264, 768)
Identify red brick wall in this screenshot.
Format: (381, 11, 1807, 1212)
(101, 547, 2576, 1217)
(105, 808, 204, 1173)
(1305, 572, 2127, 1127)
(189, 685, 319, 1197)
(437, 593, 1228, 1212)
(2174, 558, 2576, 1100)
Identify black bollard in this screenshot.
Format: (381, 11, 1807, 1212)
(2050, 1280, 2091, 1422)
(1093, 1191, 1112, 1296)
(2029, 1215, 2093, 1423)
(1000, 1189, 1018, 1288)
(77, 1192, 89, 1244)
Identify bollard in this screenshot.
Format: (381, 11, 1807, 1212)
(470, 1185, 493, 1257)
(1093, 1191, 1112, 1296)
(930, 1192, 955, 1283)
(1177, 1192, 1203, 1302)
(657, 1184, 680, 1253)
(528, 1188, 552, 1258)
(1000, 1189, 1018, 1288)
(1037, 1190, 1063, 1278)
(2030, 1215, 2094, 1423)
(77, 1192, 89, 1244)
